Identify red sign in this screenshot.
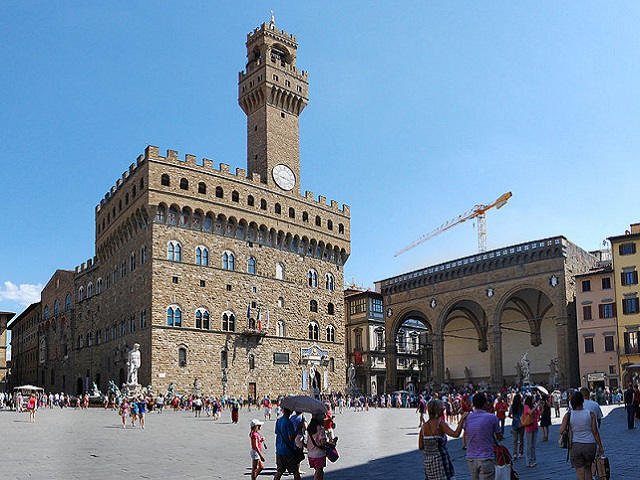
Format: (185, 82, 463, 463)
(354, 350, 362, 365)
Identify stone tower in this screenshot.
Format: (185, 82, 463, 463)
(238, 19, 309, 191)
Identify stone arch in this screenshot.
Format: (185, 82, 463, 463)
(495, 285, 557, 386)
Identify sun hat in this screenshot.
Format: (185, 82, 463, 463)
(250, 418, 264, 428)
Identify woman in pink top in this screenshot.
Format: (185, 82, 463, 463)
(120, 400, 129, 429)
(523, 395, 540, 468)
(249, 419, 265, 480)
(306, 417, 328, 480)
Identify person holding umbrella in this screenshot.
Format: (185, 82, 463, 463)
(274, 407, 302, 480)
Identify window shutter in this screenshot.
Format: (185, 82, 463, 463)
(621, 272, 627, 286)
(623, 300, 628, 315)
(598, 304, 604, 319)
(612, 303, 617, 317)
(619, 244, 624, 255)
(633, 243, 637, 254)
(634, 271, 639, 284)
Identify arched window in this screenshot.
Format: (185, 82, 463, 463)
(278, 297, 284, 308)
(195, 308, 209, 329)
(275, 263, 285, 280)
(222, 312, 235, 332)
(54, 300, 60, 315)
(180, 208, 190, 227)
(167, 241, 182, 261)
(65, 294, 71, 312)
(78, 287, 84, 302)
(275, 203, 281, 214)
(308, 269, 318, 287)
(249, 354, 255, 370)
(222, 251, 235, 271)
(326, 325, 336, 342)
(232, 191, 239, 202)
(327, 220, 333, 231)
(132, 186, 136, 198)
(215, 186, 223, 198)
(325, 273, 335, 291)
(203, 213, 213, 232)
(155, 204, 166, 223)
(308, 322, 319, 340)
(180, 178, 189, 190)
(87, 283, 94, 297)
(315, 216, 321, 226)
(247, 257, 256, 274)
(167, 305, 182, 327)
(96, 278, 103, 294)
(277, 320, 286, 337)
(288, 207, 295, 218)
(198, 182, 206, 194)
(168, 206, 178, 225)
(310, 300, 318, 312)
(178, 347, 187, 367)
(327, 302, 335, 315)
(247, 195, 255, 206)
(260, 199, 267, 210)
(161, 174, 170, 186)
(44, 305, 49, 320)
(302, 212, 309, 223)
(196, 246, 209, 266)
(338, 223, 344, 234)
(77, 335, 82, 349)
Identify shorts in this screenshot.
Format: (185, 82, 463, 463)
(276, 454, 299, 474)
(309, 456, 326, 469)
(570, 442, 596, 468)
(250, 449, 261, 461)
(264, 407, 271, 415)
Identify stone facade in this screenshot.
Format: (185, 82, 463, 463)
(34, 19, 350, 399)
(6, 304, 39, 389)
(376, 236, 596, 391)
(1, 311, 15, 392)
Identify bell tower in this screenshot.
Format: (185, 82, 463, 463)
(238, 18, 309, 191)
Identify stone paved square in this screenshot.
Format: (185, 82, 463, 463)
(2, 404, 639, 479)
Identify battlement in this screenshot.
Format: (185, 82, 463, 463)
(96, 154, 146, 213)
(239, 57, 308, 82)
(247, 22, 297, 46)
(75, 256, 98, 274)
(144, 145, 350, 215)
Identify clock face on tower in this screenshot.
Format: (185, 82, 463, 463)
(272, 164, 296, 191)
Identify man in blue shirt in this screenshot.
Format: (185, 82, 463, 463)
(465, 392, 502, 480)
(274, 408, 301, 480)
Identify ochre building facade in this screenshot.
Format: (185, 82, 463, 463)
(29, 20, 350, 399)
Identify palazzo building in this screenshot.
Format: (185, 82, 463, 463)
(28, 19, 350, 398)
(6, 303, 40, 389)
(376, 236, 596, 391)
(1, 311, 14, 392)
(609, 223, 640, 386)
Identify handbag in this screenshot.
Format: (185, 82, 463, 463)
(309, 430, 339, 463)
(559, 411, 571, 449)
(519, 412, 532, 427)
(596, 455, 610, 480)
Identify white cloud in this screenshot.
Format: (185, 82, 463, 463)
(0, 281, 42, 306)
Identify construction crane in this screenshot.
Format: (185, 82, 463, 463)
(394, 192, 512, 257)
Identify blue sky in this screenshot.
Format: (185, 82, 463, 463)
(2, 2, 639, 353)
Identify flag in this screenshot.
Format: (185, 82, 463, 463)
(265, 309, 270, 331)
(256, 307, 261, 331)
(247, 304, 251, 329)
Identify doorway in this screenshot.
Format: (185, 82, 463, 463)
(248, 382, 256, 403)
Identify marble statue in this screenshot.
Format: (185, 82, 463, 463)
(127, 343, 141, 385)
(519, 352, 531, 385)
(548, 358, 559, 387)
(347, 363, 357, 394)
(464, 366, 472, 383)
(193, 377, 202, 396)
(90, 382, 101, 397)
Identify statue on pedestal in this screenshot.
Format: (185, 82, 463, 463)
(518, 352, 531, 385)
(548, 358, 559, 387)
(127, 343, 141, 386)
(347, 363, 356, 395)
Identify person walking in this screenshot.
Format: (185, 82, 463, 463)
(624, 382, 635, 429)
(417, 395, 427, 427)
(508, 393, 524, 459)
(419, 399, 468, 480)
(559, 391, 604, 480)
(137, 396, 147, 429)
(539, 396, 551, 441)
(120, 399, 129, 429)
(580, 387, 603, 428)
(523, 396, 540, 468)
(465, 392, 502, 480)
(306, 417, 328, 480)
(552, 389, 562, 418)
(493, 394, 508, 436)
(249, 419, 265, 480)
(27, 394, 37, 423)
(274, 408, 302, 480)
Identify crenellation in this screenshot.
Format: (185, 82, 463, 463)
(318, 195, 326, 206)
(251, 172, 262, 182)
(145, 145, 160, 160)
(185, 154, 197, 166)
(219, 163, 230, 174)
(129, 163, 136, 174)
(235, 167, 246, 177)
(166, 149, 178, 162)
(305, 191, 314, 199)
(203, 158, 213, 169)
(136, 154, 144, 166)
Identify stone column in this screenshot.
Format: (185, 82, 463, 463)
(431, 332, 445, 386)
(489, 314, 503, 391)
(385, 338, 397, 393)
